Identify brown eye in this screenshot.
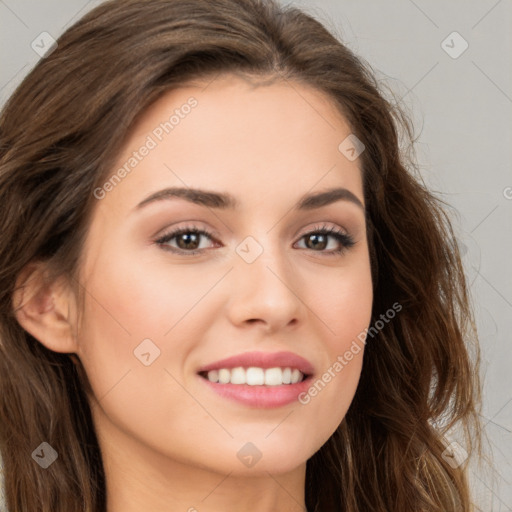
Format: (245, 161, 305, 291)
(156, 227, 218, 255)
(304, 233, 329, 250)
(155, 223, 355, 257)
(175, 231, 202, 250)
(295, 225, 355, 256)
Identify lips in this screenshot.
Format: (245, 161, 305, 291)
(196, 351, 315, 408)
(197, 350, 315, 375)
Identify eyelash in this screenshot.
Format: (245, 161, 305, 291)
(155, 223, 356, 257)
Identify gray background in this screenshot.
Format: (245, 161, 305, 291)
(0, 0, 511, 509)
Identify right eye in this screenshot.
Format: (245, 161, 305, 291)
(155, 225, 220, 255)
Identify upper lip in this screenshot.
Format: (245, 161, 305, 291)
(197, 351, 315, 376)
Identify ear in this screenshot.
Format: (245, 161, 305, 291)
(12, 262, 79, 354)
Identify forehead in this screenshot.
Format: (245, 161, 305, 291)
(96, 73, 364, 216)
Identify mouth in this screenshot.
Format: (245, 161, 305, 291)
(196, 351, 315, 408)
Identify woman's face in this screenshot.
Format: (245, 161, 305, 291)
(76, 73, 373, 476)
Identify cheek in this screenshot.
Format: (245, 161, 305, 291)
(78, 246, 210, 341)
(75, 247, 225, 399)
(297, 256, 372, 419)
(315, 254, 373, 348)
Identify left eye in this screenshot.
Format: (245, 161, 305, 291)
(155, 224, 355, 256)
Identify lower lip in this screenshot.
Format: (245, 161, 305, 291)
(199, 375, 312, 408)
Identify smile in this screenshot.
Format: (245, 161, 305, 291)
(200, 366, 306, 386)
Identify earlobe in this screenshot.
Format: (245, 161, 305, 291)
(12, 262, 79, 354)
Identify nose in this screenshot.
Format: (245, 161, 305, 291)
(225, 239, 303, 333)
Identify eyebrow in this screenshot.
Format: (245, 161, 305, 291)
(134, 186, 365, 212)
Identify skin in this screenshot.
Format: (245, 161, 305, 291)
(16, 73, 373, 512)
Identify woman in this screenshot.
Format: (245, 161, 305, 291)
(0, 0, 485, 510)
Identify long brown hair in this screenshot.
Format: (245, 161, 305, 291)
(0, 0, 487, 510)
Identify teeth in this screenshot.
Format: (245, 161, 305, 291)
(207, 369, 219, 383)
(264, 368, 282, 386)
(246, 367, 264, 385)
(218, 369, 230, 384)
(230, 367, 245, 384)
(205, 367, 306, 385)
(291, 368, 302, 384)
